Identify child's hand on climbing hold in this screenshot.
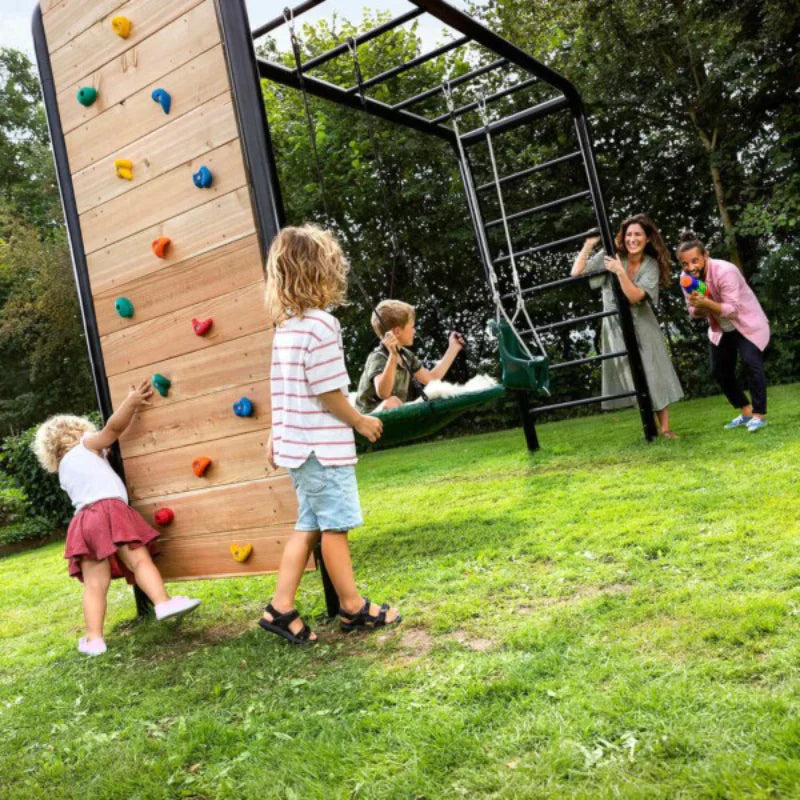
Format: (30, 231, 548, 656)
(127, 378, 153, 407)
(355, 414, 383, 443)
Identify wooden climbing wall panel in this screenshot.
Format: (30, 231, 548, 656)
(37, 0, 300, 580)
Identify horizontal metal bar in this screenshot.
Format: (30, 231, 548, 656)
(257, 57, 456, 143)
(346, 36, 469, 94)
(251, 0, 326, 40)
(485, 190, 591, 229)
(530, 391, 636, 414)
(500, 270, 596, 301)
(549, 350, 627, 371)
(301, 8, 425, 72)
(393, 58, 507, 110)
(476, 151, 582, 193)
(430, 77, 538, 124)
(461, 96, 569, 147)
(534, 309, 618, 333)
(494, 228, 598, 265)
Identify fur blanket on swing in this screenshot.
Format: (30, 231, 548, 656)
(410, 374, 497, 402)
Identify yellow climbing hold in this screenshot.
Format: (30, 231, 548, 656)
(111, 16, 132, 39)
(230, 543, 253, 563)
(114, 158, 133, 181)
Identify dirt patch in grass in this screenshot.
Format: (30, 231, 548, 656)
(517, 583, 632, 614)
(445, 630, 496, 651)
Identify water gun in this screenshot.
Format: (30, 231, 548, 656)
(680, 272, 708, 296)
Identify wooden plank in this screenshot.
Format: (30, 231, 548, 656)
(72, 93, 238, 216)
(154, 527, 309, 581)
(80, 138, 247, 253)
(64, 45, 229, 173)
(42, 0, 129, 54)
(101, 283, 268, 376)
(86, 186, 256, 296)
(55, 2, 221, 135)
(124, 429, 274, 500)
(118, 379, 271, 458)
(93, 234, 263, 336)
(133, 478, 298, 537)
(108, 329, 273, 410)
(50, 0, 204, 93)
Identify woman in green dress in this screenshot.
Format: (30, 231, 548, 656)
(571, 213, 683, 437)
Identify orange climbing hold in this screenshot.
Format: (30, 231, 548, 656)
(114, 158, 133, 181)
(192, 456, 212, 477)
(192, 318, 213, 336)
(154, 508, 174, 526)
(230, 543, 253, 563)
(111, 16, 132, 38)
(152, 236, 171, 258)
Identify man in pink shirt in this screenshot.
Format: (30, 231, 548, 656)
(678, 231, 771, 432)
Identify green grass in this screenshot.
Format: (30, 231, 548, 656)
(2, 385, 799, 799)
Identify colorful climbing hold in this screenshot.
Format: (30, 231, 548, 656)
(154, 508, 174, 526)
(114, 297, 134, 318)
(76, 87, 97, 107)
(192, 456, 212, 477)
(192, 318, 213, 337)
(152, 373, 171, 397)
(152, 236, 171, 258)
(151, 88, 171, 114)
(114, 158, 133, 181)
(230, 543, 253, 563)
(111, 16, 132, 38)
(192, 166, 213, 188)
(233, 397, 254, 417)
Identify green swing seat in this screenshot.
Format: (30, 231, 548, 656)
(490, 319, 550, 395)
(355, 383, 506, 447)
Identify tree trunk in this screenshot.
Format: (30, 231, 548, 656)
(709, 161, 743, 269)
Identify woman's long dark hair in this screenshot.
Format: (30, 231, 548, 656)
(614, 213, 672, 286)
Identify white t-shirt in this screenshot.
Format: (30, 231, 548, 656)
(58, 435, 128, 511)
(270, 309, 356, 467)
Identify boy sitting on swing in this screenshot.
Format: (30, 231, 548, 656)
(354, 300, 465, 413)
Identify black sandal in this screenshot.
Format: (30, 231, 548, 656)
(339, 597, 402, 633)
(258, 603, 315, 645)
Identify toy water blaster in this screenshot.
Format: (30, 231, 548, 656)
(680, 273, 708, 296)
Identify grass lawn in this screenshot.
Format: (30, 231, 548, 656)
(1, 384, 799, 799)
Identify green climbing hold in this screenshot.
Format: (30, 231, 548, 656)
(152, 373, 171, 397)
(77, 87, 98, 107)
(114, 297, 134, 318)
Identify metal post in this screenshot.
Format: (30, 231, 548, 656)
(516, 393, 539, 452)
(314, 543, 341, 619)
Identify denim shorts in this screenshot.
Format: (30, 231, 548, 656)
(288, 453, 363, 532)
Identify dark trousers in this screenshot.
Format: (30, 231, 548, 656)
(709, 330, 767, 415)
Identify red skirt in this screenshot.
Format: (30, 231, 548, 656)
(64, 498, 161, 584)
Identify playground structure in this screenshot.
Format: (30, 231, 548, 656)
(32, 0, 655, 589)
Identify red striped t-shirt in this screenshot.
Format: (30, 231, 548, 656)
(271, 309, 356, 467)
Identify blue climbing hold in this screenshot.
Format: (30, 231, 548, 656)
(192, 165, 213, 188)
(114, 297, 134, 318)
(77, 87, 98, 107)
(233, 397, 253, 417)
(151, 88, 171, 114)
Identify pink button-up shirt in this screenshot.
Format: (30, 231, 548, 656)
(686, 258, 770, 351)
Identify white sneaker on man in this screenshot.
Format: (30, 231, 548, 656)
(155, 596, 201, 621)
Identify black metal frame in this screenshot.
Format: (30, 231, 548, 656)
(253, 0, 658, 448)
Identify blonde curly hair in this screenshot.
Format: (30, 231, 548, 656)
(32, 415, 97, 473)
(265, 224, 349, 318)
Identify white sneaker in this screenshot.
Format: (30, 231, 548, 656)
(155, 596, 201, 621)
(78, 636, 107, 656)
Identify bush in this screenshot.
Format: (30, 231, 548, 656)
(0, 424, 73, 528)
(0, 516, 54, 546)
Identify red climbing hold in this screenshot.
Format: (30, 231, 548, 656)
(152, 236, 171, 258)
(192, 318, 213, 336)
(154, 508, 174, 526)
(192, 456, 212, 477)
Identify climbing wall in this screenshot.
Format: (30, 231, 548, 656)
(36, 0, 300, 580)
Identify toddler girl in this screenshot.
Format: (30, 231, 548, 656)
(261, 224, 401, 644)
(32, 379, 200, 656)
